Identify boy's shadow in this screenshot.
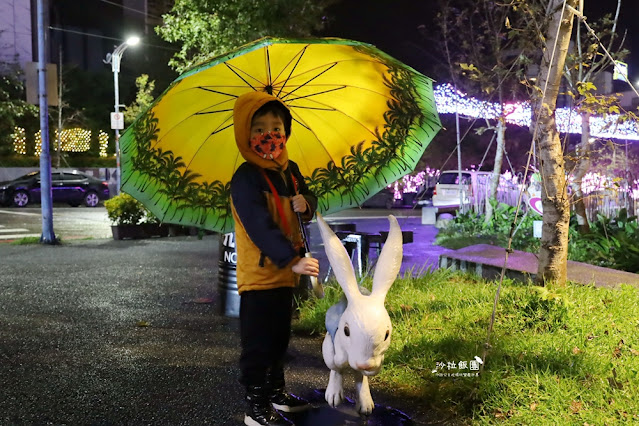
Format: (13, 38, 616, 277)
(284, 389, 413, 426)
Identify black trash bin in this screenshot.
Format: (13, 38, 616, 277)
(218, 232, 240, 318)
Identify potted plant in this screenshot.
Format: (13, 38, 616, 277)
(104, 193, 168, 240)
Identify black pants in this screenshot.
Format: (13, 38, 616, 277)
(239, 287, 294, 388)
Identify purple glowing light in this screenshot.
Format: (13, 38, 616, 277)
(434, 84, 639, 141)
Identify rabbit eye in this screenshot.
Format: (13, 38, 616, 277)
(384, 330, 390, 341)
(344, 325, 350, 337)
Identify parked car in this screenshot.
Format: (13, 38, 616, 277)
(415, 185, 435, 206)
(0, 170, 110, 207)
(361, 188, 395, 209)
(431, 170, 492, 207)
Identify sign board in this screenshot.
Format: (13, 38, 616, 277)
(528, 196, 543, 216)
(533, 220, 543, 239)
(25, 62, 59, 106)
(613, 60, 628, 82)
(110, 112, 124, 130)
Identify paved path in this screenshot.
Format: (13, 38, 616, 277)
(441, 244, 639, 288)
(315, 208, 451, 278)
(0, 235, 435, 425)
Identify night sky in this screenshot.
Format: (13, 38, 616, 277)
(584, 0, 639, 84)
(322, 0, 639, 85)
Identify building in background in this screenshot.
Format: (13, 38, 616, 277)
(0, 0, 33, 69)
(145, 0, 172, 29)
(0, 0, 174, 72)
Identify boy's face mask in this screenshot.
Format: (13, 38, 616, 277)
(249, 131, 287, 160)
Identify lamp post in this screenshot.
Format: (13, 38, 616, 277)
(104, 36, 140, 194)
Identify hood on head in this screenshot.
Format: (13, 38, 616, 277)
(233, 91, 290, 170)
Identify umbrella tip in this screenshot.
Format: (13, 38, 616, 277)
(264, 85, 273, 95)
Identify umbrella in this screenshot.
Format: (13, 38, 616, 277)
(120, 37, 442, 233)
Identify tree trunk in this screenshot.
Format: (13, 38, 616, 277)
(485, 118, 506, 224)
(571, 112, 591, 233)
(532, 0, 577, 286)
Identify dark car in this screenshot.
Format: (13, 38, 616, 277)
(361, 188, 396, 209)
(0, 170, 110, 207)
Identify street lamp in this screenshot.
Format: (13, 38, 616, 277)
(104, 35, 140, 194)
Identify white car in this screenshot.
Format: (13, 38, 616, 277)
(431, 170, 492, 207)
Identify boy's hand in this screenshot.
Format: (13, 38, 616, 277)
(292, 256, 319, 277)
(291, 195, 307, 213)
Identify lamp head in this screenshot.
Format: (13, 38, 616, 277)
(126, 36, 140, 46)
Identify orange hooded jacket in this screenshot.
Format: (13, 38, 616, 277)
(230, 92, 317, 294)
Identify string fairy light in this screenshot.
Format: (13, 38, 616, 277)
(34, 130, 42, 156)
(99, 131, 109, 157)
(55, 128, 92, 152)
(11, 127, 27, 155)
(434, 83, 639, 141)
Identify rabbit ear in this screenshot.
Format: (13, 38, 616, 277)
(316, 213, 359, 302)
(371, 215, 402, 300)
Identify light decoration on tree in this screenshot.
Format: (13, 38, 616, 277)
(11, 127, 27, 155)
(99, 131, 109, 157)
(34, 130, 42, 156)
(384, 165, 639, 202)
(571, 173, 639, 200)
(55, 128, 91, 152)
(632, 179, 639, 200)
(388, 167, 440, 199)
(497, 170, 528, 193)
(500, 170, 519, 185)
(577, 172, 616, 194)
(434, 83, 639, 141)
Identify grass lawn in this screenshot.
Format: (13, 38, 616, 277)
(293, 269, 639, 424)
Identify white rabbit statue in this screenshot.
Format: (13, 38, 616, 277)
(315, 212, 403, 415)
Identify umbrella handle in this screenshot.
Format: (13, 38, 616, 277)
(306, 251, 324, 299)
(297, 211, 324, 299)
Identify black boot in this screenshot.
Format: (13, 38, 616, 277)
(268, 382, 310, 413)
(244, 385, 293, 426)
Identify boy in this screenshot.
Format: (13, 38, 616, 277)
(230, 91, 319, 426)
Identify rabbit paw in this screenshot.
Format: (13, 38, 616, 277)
(325, 370, 344, 407)
(325, 385, 343, 407)
(356, 393, 375, 416)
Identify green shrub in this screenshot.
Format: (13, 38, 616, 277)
(104, 193, 146, 225)
(569, 208, 639, 272)
(435, 200, 540, 252)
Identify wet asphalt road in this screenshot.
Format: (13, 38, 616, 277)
(0, 206, 112, 241)
(0, 207, 440, 425)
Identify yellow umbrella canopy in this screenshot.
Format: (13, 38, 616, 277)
(120, 37, 441, 233)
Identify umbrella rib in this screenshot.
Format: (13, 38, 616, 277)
(196, 87, 240, 98)
(284, 86, 346, 104)
(224, 62, 260, 91)
(151, 109, 234, 155)
(195, 108, 234, 115)
(210, 122, 234, 136)
(281, 63, 338, 101)
(285, 85, 390, 139)
(265, 46, 273, 93)
(274, 57, 387, 99)
(276, 45, 308, 98)
(291, 117, 311, 132)
(182, 115, 234, 170)
(289, 112, 345, 181)
(290, 106, 336, 111)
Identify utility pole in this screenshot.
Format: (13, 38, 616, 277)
(57, 43, 62, 169)
(37, 0, 56, 244)
(105, 36, 140, 195)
